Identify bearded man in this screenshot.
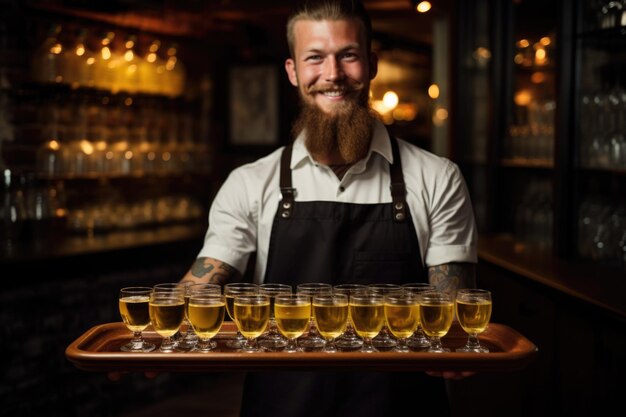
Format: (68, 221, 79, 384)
(181, 1, 477, 416)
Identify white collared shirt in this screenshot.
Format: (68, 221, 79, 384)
(198, 119, 477, 283)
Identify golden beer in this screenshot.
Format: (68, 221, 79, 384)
(313, 303, 348, 340)
(385, 304, 420, 339)
(188, 301, 225, 339)
(350, 303, 385, 339)
(119, 295, 150, 332)
(419, 302, 454, 338)
(456, 299, 492, 334)
(275, 303, 311, 339)
(149, 299, 185, 337)
(234, 301, 270, 339)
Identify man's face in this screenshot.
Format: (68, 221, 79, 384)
(285, 18, 377, 114)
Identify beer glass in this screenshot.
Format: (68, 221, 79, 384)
(274, 294, 311, 353)
(384, 293, 420, 352)
(313, 294, 349, 353)
(418, 291, 454, 353)
(183, 282, 222, 348)
(187, 293, 225, 352)
(149, 289, 185, 352)
(296, 283, 332, 350)
(455, 289, 492, 353)
(258, 283, 292, 351)
(367, 283, 402, 349)
(350, 293, 385, 353)
(153, 282, 187, 349)
(234, 294, 270, 353)
(224, 283, 259, 349)
(118, 286, 155, 352)
(401, 282, 435, 349)
(333, 284, 367, 351)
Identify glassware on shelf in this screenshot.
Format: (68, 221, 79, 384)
(32, 23, 64, 84)
(163, 43, 186, 97)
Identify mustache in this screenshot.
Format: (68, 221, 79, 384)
(306, 81, 365, 95)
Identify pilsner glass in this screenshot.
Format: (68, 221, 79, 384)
(418, 291, 454, 353)
(224, 283, 259, 349)
(149, 289, 185, 352)
(384, 293, 420, 353)
(350, 293, 385, 353)
(401, 282, 435, 349)
(118, 286, 155, 352)
(455, 289, 492, 353)
(183, 283, 222, 350)
(274, 294, 311, 353)
(296, 283, 332, 350)
(313, 294, 349, 353)
(258, 283, 292, 351)
(367, 283, 403, 350)
(333, 284, 367, 351)
(234, 294, 270, 353)
(187, 293, 225, 352)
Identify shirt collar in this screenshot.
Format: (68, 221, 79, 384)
(290, 118, 393, 169)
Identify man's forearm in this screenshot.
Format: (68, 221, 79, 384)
(181, 257, 241, 286)
(428, 262, 476, 295)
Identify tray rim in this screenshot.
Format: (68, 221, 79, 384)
(66, 321, 538, 373)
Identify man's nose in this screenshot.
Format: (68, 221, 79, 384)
(323, 56, 344, 82)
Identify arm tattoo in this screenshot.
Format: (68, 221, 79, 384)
(187, 257, 240, 286)
(428, 262, 476, 295)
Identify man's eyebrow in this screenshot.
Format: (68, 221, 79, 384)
(302, 43, 361, 55)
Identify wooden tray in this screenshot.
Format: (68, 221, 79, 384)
(66, 322, 537, 373)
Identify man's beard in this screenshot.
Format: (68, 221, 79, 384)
(292, 88, 376, 164)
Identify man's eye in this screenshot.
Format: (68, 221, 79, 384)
(305, 55, 322, 62)
(341, 52, 358, 60)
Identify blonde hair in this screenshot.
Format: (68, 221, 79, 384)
(286, 0, 373, 57)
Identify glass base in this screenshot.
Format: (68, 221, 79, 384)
(406, 335, 431, 350)
(258, 337, 288, 351)
(372, 335, 397, 351)
(335, 337, 363, 352)
(192, 340, 217, 352)
(298, 336, 326, 352)
(456, 345, 489, 353)
(120, 341, 156, 353)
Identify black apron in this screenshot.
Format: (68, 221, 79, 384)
(240, 136, 449, 417)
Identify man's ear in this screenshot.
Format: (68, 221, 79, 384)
(369, 52, 378, 80)
(285, 58, 298, 87)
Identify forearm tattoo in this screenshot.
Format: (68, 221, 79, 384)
(187, 257, 239, 285)
(428, 262, 476, 295)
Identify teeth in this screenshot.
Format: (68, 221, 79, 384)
(323, 91, 343, 97)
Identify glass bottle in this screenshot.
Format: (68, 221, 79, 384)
(139, 39, 164, 95)
(94, 31, 116, 91)
(118, 35, 140, 94)
(32, 24, 64, 84)
(164, 43, 186, 97)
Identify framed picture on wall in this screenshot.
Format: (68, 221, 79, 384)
(228, 64, 279, 146)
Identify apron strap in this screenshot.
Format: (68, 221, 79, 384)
(389, 137, 407, 222)
(278, 137, 407, 222)
(279, 144, 296, 219)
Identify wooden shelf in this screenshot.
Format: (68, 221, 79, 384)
(478, 234, 626, 320)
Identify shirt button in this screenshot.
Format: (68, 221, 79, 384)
(339, 186, 345, 193)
